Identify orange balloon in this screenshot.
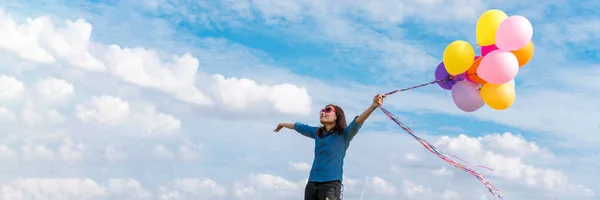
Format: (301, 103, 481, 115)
(480, 82, 516, 110)
(511, 41, 534, 67)
(467, 57, 487, 84)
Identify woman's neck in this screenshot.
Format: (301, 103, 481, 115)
(324, 123, 335, 132)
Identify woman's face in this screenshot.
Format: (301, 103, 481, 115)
(319, 105, 337, 123)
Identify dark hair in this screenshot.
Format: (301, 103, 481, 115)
(317, 104, 347, 136)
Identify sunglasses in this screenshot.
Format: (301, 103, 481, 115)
(320, 106, 336, 113)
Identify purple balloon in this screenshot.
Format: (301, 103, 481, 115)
(451, 81, 484, 112)
(435, 62, 466, 90)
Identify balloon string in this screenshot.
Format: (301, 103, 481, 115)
(380, 79, 504, 200)
(384, 73, 476, 96)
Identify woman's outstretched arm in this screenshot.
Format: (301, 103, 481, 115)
(355, 94, 385, 124)
(274, 122, 317, 139)
(345, 94, 385, 141)
(274, 122, 294, 132)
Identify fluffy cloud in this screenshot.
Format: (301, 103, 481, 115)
(211, 74, 311, 115)
(34, 77, 75, 104)
(433, 133, 594, 198)
(288, 161, 311, 172)
(0, 75, 24, 101)
(0, 8, 312, 117)
(75, 95, 130, 126)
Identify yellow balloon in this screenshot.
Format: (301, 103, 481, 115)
(476, 9, 508, 46)
(443, 40, 475, 75)
(480, 83, 516, 110)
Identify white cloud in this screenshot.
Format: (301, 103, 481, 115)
(154, 144, 174, 159)
(20, 140, 55, 162)
(58, 138, 84, 164)
(157, 178, 227, 199)
(75, 95, 130, 126)
(104, 146, 127, 163)
(288, 161, 311, 172)
(211, 74, 311, 115)
(150, 140, 203, 161)
(34, 77, 74, 104)
(103, 45, 212, 105)
(107, 179, 153, 200)
(369, 176, 397, 196)
(434, 133, 592, 196)
(0, 8, 314, 117)
(404, 152, 420, 162)
(20, 103, 67, 127)
(482, 132, 553, 158)
(0, 10, 56, 64)
(130, 105, 181, 138)
(431, 166, 453, 176)
(0, 144, 18, 162)
(232, 173, 304, 199)
(0, 107, 17, 122)
(403, 180, 433, 199)
(442, 189, 463, 200)
(0, 174, 471, 200)
(0, 178, 107, 200)
(178, 139, 203, 161)
(0, 75, 24, 101)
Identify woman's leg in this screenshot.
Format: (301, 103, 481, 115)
(316, 180, 342, 200)
(305, 182, 318, 200)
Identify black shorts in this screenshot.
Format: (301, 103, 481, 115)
(304, 180, 343, 200)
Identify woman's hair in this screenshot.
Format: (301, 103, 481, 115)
(317, 104, 347, 136)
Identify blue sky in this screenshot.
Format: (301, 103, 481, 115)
(0, 0, 598, 199)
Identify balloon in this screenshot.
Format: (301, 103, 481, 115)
(480, 82, 516, 110)
(477, 50, 519, 84)
(435, 62, 466, 90)
(467, 56, 487, 85)
(495, 15, 533, 51)
(476, 9, 508, 46)
(443, 40, 475, 75)
(452, 81, 484, 112)
(508, 79, 515, 88)
(511, 41, 534, 67)
(480, 44, 498, 56)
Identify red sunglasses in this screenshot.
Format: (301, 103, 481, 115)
(320, 106, 336, 113)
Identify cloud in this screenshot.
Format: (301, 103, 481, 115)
(104, 146, 127, 163)
(1, 178, 107, 200)
(34, 77, 75, 104)
(289, 161, 311, 172)
(0, 7, 312, 118)
(210, 74, 311, 115)
(433, 133, 593, 197)
(75, 95, 130, 126)
(0, 75, 24, 101)
(0, 144, 18, 162)
(102, 45, 212, 105)
(157, 178, 227, 199)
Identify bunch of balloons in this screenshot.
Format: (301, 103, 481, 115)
(435, 9, 534, 112)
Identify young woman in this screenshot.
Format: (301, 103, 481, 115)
(273, 94, 386, 200)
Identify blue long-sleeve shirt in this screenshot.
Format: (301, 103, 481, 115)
(294, 116, 363, 182)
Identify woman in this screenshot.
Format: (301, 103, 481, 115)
(273, 94, 386, 200)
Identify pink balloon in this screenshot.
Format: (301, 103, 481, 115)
(451, 81, 484, 112)
(477, 50, 519, 84)
(480, 44, 498, 56)
(495, 15, 533, 51)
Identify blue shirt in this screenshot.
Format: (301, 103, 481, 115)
(294, 116, 363, 182)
